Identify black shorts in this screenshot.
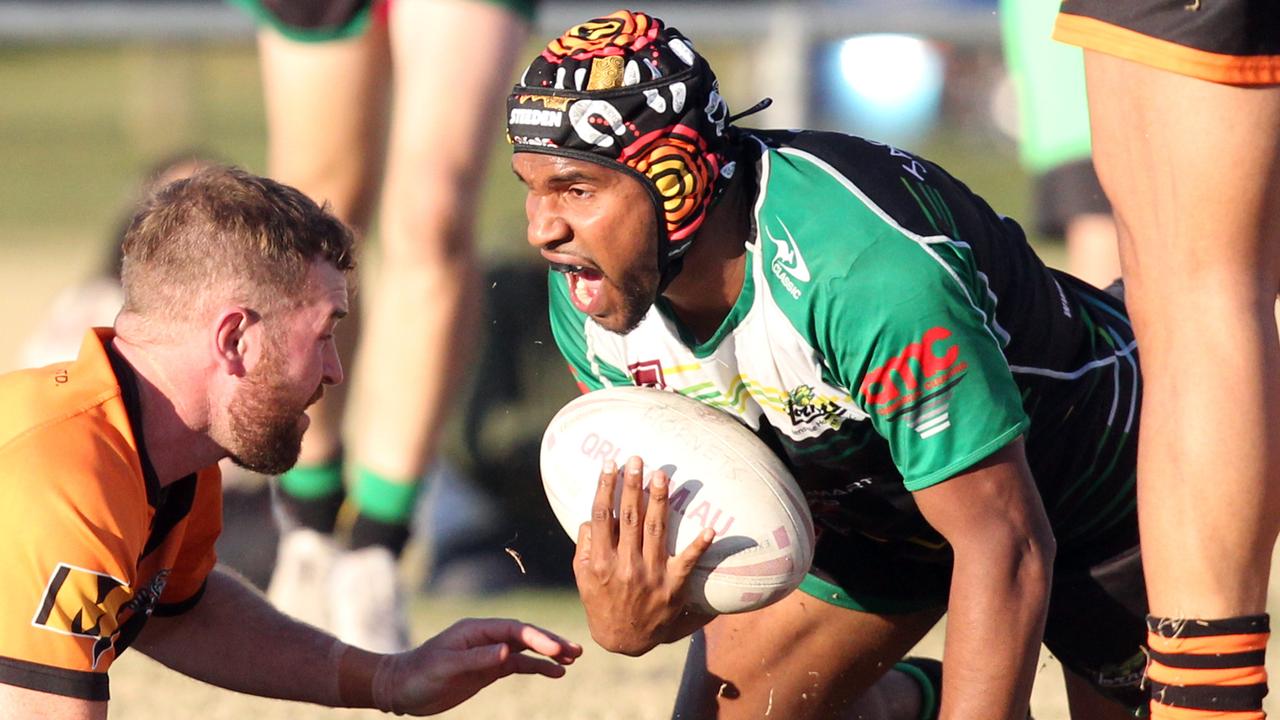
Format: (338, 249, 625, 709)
(1033, 158, 1111, 238)
(230, 0, 537, 42)
(799, 519, 1147, 711)
(1055, 0, 1280, 84)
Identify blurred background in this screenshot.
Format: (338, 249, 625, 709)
(0, 1, 1123, 717)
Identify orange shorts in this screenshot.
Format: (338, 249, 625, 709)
(1055, 0, 1280, 85)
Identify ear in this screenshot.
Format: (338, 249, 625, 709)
(211, 307, 259, 377)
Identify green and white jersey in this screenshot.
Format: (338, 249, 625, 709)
(550, 129, 1139, 567)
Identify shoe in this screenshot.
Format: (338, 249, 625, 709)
(329, 546, 411, 653)
(267, 527, 337, 630)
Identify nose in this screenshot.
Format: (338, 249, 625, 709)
(322, 340, 344, 386)
(526, 193, 571, 250)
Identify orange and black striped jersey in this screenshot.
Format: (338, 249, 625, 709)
(0, 329, 222, 701)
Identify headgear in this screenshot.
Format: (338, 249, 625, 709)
(506, 10, 736, 285)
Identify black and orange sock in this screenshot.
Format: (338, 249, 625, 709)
(1147, 614, 1269, 720)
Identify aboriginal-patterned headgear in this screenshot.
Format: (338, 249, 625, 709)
(507, 10, 737, 286)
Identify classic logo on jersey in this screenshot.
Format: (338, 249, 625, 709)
(859, 326, 968, 438)
(32, 564, 168, 669)
(765, 217, 809, 298)
(628, 359, 667, 389)
(785, 385, 844, 432)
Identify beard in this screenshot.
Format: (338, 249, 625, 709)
(225, 342, 319, 475)
(608, 263, 660, 335)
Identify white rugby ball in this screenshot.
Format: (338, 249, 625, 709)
(540, 386, 815, 615)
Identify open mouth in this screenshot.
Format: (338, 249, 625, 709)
(550, 262, 605, 314)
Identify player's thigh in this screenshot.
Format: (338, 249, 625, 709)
(673, 588, 942, 720)
(380, 0, 531, 258)
(1083, 52, 1280, 293)
(1042, 539, 1148, 717)
(257, 18, 391, 230)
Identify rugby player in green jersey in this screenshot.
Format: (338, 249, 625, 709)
(507, 11, 1146, 720)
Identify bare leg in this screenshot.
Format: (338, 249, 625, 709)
(673, 589, 942, 720)
(350, 0, 530, 482)
(257, 25, 391, 466)
(1084, 51, 1280, 620)
(1063, 212, 1119, 289)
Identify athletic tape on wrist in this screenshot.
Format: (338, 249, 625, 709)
(372, 652, 403, 715)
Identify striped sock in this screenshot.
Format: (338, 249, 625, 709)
(277, 458, 345, 533)
(350, 466, 422, 556)
(1147, 614, 1269, 720)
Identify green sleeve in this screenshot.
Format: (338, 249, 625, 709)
(817, 238, 1029, 490)
(546, 270, 631, 393)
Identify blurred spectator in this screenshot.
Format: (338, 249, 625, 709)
(19, 153, 215, 368)
(999, 0, 1117, 288)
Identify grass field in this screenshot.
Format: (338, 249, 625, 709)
(11, 39, 1280, 720)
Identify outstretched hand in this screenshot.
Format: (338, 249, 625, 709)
(574, 456, 717, 656)
(374, 618, 582, 715)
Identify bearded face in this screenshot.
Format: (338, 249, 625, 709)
(224, 331, 322, 475)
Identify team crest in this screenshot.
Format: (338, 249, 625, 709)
(32, 563, 167, 668)
(628, 359, 667, 389)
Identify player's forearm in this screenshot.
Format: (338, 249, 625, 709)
(132, 567, 382, 709)
(939, 536, 1053, 720)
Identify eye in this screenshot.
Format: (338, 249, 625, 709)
(567, 185, 593, 199)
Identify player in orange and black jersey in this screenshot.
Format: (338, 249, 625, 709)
(1055, 3, 1280, 718)
(0, 329, 221, 701)
(0, 166, 579, 719)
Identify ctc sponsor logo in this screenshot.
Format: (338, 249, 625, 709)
(859, 326, 967, 415)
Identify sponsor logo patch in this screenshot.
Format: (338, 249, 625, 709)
(784, 385, 844, 432)
(628, 359, 667, 389)
(765, 217, 809, 298)
(32, 563, 168, 669)
(859, 326, 967, 438)
(509, 108, 564, 128)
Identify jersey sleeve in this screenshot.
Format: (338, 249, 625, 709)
(547, 270, 632, 393)
(154, 467, 222, 614)
(0, 434, 142, 700)
(818, 237, 1029, 491)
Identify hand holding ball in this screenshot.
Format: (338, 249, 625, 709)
(540, 387, 815, 614)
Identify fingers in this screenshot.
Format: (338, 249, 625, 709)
(500, 652, 571, 679)
(641, 469, 670, 572)
(450, 638, 574, 680)
(669, 527, 716, 587)
(513, 623, 584, 664)
(615, 457, 647, 561)
(590, 459, 619, 563)
(452, 619, 584, 663)
(459, 642, 510, 674)
(573, 522, 592, 566)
